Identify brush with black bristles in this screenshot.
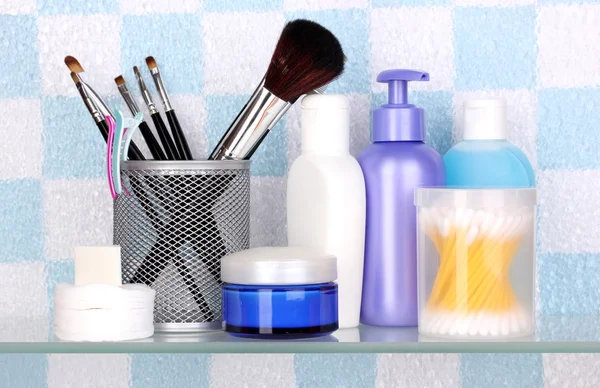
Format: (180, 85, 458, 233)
(115, 75, 166, 160)
(208, 19, 345, 160)
(134, 66, 180, 160)
(65, 57, 145, 161)
(146, 56, 193, 160)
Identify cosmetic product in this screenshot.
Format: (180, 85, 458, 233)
(115, 75, 166, 160)
(287, 95, 365, 329)
(134, 66, 180, 160)
(54, 245, 155, 341)
(106, 115, 118, 199)
(221, 247, 338, 339)
(208, 19, 345, 161)
(358, 69, 445, 327)
(416, 188, 536, 338)
(67, 68, 144, 161)
(65, 55, 145, 160)
(112, 109, 143, 195)
(74, 246, 122, 286)
(444, 99, 535, 188)
(146, 56, 193, 160)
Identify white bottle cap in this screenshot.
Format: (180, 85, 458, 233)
(463, 98, 507, 140)
(301, 94, 350, 155)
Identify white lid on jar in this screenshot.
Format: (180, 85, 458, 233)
(414, 188, 537, 209)
(221, 246, 337, 285)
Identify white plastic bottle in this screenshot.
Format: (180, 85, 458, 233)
(287, 94, 366, 329)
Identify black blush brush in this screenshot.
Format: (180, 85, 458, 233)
(208, 19, 345, 160)
(134, 66, 180, 160)
(115, 75, 167, 160)
(146, 56, 193, 160)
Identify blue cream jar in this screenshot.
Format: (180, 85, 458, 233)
(221, 247, 339, 339)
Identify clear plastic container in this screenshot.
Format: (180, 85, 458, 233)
(415, 188, 536, 339)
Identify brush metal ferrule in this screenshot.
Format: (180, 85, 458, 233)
(75, 81, 103, 124)
(149, 67, 172, 112)
(117, 83, 141, 116)
(79, 80, 114, 120)
(136, 71, 158, 115)
(209, 79, 291, 160)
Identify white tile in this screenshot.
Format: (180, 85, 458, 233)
(284, 0, 367, 11)
(543, 354, 600, 388)
(0, 99, 42, 179)
(48, 354, 130, 388)
(453, 0, 533, 6)
(37, 15, 121, 97)
(250, 176, 287, 247)
(169, 94, 209, 159)
(538, 5, 600, 88)
(452, 89, 537, 168)
(0, 0, 36, 14)
(376, 354, 461, 388)
(202, 11, 285, 94)
(0, 262, 48, 341)
(371, 7, 454, 92)
(211, 354, 295, 388)
(119, 0, 200, 14)
(43, 179, 113, 260)
(538, 170, 600, 254)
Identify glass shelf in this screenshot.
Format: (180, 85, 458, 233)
(1, 316, 599, 354)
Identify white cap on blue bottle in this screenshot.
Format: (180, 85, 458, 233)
(463, 98, 507, 140)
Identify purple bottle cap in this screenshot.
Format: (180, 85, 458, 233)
(372, 69, 429, 142)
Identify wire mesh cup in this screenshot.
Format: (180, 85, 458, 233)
(114, 160, 251, 332)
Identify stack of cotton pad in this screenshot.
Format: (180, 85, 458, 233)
(53, 246, 156, 342)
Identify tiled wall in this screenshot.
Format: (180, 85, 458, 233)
(1, 0, 599, 386)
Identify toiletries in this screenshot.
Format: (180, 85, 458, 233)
(287, 94, 365, 329)
(221, 247, 338, 339)
(358, 69, 445, 327)
(416, 188, 536, 338)
(55, 245, 155, 341)
(444, 99, 535, 188)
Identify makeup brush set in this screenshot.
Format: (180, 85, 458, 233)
(65, 19, 346, 331)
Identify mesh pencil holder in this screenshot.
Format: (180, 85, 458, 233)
(114, 160, 251, 332)
(415, 188, 536, 339)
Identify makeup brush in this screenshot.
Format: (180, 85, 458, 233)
(134, 66, 180, 160)
(68, 70, 145, 161)
(115, 75, 166, 160)
(146, 56, 193, 160)
(208, 19, 345, 160)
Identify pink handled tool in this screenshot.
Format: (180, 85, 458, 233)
(106, 115, 117, 199)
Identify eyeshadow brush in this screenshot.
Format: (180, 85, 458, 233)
(68, 71, 144, 161)
(134, 66, 180, 160)
(146, 56, 193, 160)
(115, 75, 166, 160)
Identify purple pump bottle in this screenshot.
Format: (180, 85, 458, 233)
(358, 69, 445, 327)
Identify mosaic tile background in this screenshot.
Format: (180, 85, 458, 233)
(1, 0, 599, 386)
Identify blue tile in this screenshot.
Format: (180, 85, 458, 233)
(454, 7, 537, 90)
(42, 96, 106, 179)
(131, 354, 210, 388)
(373, 0, 449, 5)
(539, 0, 600, 3)
(205, 94, 287, 176)
(204, 0, 283, 11)
(538, 88, 600, 170)
(37, 0, 118, 14)
(285, 9, 370, 94)
(539, 253, 600, 316)
(0, 354, 47, 388)
(0, 180, 43, 262)
(295, 354, 377, 388)
(121, 14, 203, 95)
(461, 354, 543, 388)
(0, 16, 40, 98)
(372, 91, 453, 155)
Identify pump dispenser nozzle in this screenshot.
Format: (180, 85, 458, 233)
(373, 69, 429, 142)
